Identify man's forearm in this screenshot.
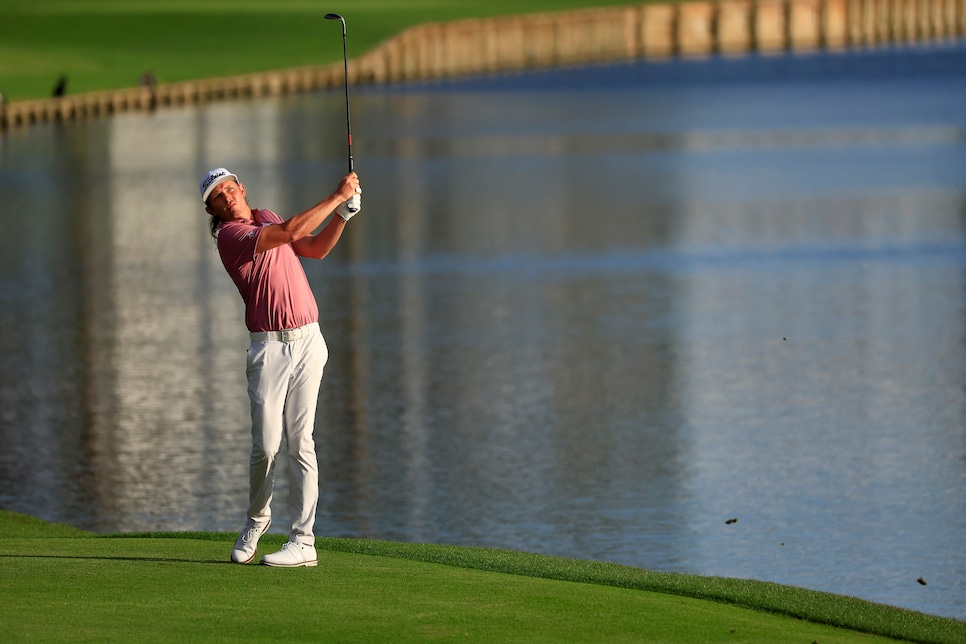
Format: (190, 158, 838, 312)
(292, 216, 347, 259)
(254, 172, 359, 254)
(282, 195, 343, 241)
(256, 194, 342, 253)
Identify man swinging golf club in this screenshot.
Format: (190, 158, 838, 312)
(201, 166, 361, 567)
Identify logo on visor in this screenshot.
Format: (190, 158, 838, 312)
(202, 171, 227, 191)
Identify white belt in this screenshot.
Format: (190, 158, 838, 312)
(250, 322, 318, 343)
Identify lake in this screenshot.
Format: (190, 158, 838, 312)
(1, 42, 964, 620)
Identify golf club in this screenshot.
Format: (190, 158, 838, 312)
(325, 12, 360, 214)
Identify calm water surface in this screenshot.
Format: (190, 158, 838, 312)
(1, 45, 964, 620)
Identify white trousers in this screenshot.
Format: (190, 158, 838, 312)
(245, 322, 327, 545)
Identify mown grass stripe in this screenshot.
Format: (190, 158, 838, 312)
(91, 525, 966, 643)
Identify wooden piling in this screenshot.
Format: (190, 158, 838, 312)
(718, 1, 755, 55)
(641, 4, 678, 58)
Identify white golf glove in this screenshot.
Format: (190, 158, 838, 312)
(336, 192, 361, 221)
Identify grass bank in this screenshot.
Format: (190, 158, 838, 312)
(0, 0, 633, 102)
(2, 510, 963, 642)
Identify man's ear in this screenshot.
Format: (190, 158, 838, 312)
(205, 204, 215, 216)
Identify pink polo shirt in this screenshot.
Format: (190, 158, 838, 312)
(216, 208, 319, 333)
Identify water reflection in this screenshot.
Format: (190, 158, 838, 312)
(1, 46, 965, 620)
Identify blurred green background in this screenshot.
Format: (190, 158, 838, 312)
(0, 0, 630, 101)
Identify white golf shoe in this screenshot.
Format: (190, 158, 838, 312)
(260, 541, 318, 568)
(230, 519, 271, 564)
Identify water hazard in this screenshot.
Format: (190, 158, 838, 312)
(1, 43, 964, 619)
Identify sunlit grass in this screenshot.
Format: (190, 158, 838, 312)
(2, 510, 963, 643)
(0, 0, 634, 100)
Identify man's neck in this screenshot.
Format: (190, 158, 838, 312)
(225, 207, 256, 224)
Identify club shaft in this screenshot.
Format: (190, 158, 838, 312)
(339, 22, 353, 173)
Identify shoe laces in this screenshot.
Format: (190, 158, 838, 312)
(241, 525, 263, 544)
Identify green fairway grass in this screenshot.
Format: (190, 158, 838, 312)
(2, 510, 963, 642)
(0, 0, 635, 102)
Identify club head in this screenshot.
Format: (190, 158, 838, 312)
(324, 13, 343, 21)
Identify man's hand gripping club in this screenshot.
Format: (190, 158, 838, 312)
(336, 184, 362, 221)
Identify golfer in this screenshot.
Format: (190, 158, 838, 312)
(200, 167, 361, 567)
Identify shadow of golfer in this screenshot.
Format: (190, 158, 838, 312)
(0, 553, 231, 565)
